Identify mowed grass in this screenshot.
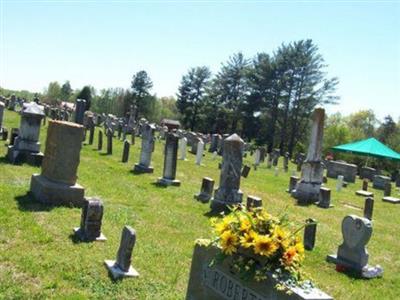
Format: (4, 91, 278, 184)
(0, 109, 399, 300)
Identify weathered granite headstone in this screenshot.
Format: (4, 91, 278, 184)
(179, 137, 187, 160)
(7, 102, 45, 165)
(133, 123, 155, 173)
(292, 108, 325, 205)
(246, 195, 262, 210)
(317, 187, 332, 209)
(373, 175, 391, 190)
(74, 198, 106, 241)
(283, 152, 289, 172)
(106, 128, 113, 155)
(74, 99, 86, 125)
(363, 197, 374, 220)
(272, 149, 280, 167)
(210, 134, 244, 212)
(241, 165, 251, 178)
(304, 218, 317, 251)
(195, 139, 204, 165)
(186, 244, 332, 300)
(191, 136, 200, 154)
(327, 215, 383, 278)
(336, 175, 344, 192)
(98, 130, 103, 150)
(326, 160, 357, 183)
(362, 179, 369, 191)
(360, 167, 378, 181)
(30, 120, 85, 206)
(254, 149, 261, 167)
(195, 177, 215, 203)
(383, 181, 391, 197)
(122, 140, 131, 163)
(104, 226, 139, 279)
(157, 132, 180, 186)
(209, 134, 220, 153)
(356, 179, 374, 197)
(287, 176, 299, 193)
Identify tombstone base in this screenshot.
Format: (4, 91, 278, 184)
(156, 177, 181, 186)
(356, 190, 374, 197)
(73, 228, 107, 242)
(104, 260, 139, 279)
(210, 189, 243, 213)
(292, 182, 321, 205)
(133, 163, 154, 174)
(317, 202, 334, 209)
(7, 146, 43, 166)
(194, 193, 212, 203)
(382, 196, 400, 204)
(326, 254, 382, 278)
(30, 174, 85, 207)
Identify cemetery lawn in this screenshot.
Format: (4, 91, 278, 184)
(1, 110, 399, 300)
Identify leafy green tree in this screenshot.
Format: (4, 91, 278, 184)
(176, 66, 211, 131)
(346, 110, 377, 140)
(60, 81, 72, 102)
(131, 70, 153, 119)
(44, 81, 62, 105)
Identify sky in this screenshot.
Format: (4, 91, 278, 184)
(0, 0, 399, 121)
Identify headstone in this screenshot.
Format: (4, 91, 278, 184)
(327, 215, 383, 278)
(157, 132, 180, 186)
(209, 134, 220, 153)
(396, 176, 400, 188)
(210, 134, 244, 212)
(73, 198, 106, 241)
(74, 99, 86, 125)
(254, 149, 261, 167)
(336, 175, 344, 192)
(383, 181, 391, 197)
(133, 123, 155, 173)
(194, 177, 214, 203)
(317, 187, 332, 209)
(363, 197, 374, 220)
(360, 167, 379, 181)
(362, 179, 369, 191)
(30, 120, 86, 206)
(356, 179, 374, 197)
(272, 149, 280, 166)
(98, 130, 103, 151)
(179, 137, 187, 160)
(195, 139, 204, 165)
(274, 167, 279, 176)
(241, 165, 251, 178)
(104, 226, 139, 279)
(287, 176, 299, 193)
(122, 140, 131, 163)
(304, 218, 317, 251)
(372, 175, 391, 190)
(106, 128, 113, 155)
(292, 108, 325, 205)
(7, 102, 45, 165)
(186, 244, 332, 300)
(191, 136, 200, 154)
(283, 152, 289, 172)
(88, 126, 95, 145)
(326, 160, 357, 183)
(246, 195, 262, 210)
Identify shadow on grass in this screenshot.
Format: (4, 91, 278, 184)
(15, 193, 55, 212)
(0, 156, 9, 165)
(100, 153, 112, 156)
(151, 182, 168, 189)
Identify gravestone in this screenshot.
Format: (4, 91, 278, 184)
(210, 134, 244, 212)
(133, 123, 155, 173)
(396, 176, 400, 188)
(194, 177, 214, 203)
(195, 139, 204, 165)
(317, 187, 332, 209)
(30, 120, 86, 207)
(122, 140, 131, 163)
(360, 167, 379, 181)
(272, 149, 280, 167)
(287, 176, 299, 193)
(327, 215, 383, 278)
(209, 134, 220, 153)
(106, 128, 113, 155)
(283, 152, 289, 172)
(326, 160, 357, 183)
(292, 108, 325, 205)
(98, 130, 103, 150)
(186, 244, 332, 300)
(356, 179, 374, 197)
(266, 153, 272, 169)
(74, 99, 86, 125)
(336, 175, 344, 192)
(104, 226, 139, 279)
(246, 195, 262, 210)
(88, 126, 95, 145)
(179, 137, 187, 160)
(383, 181, 391, 197)
(0, 101, 4, 131)
(7, 102, 45, 165)
(363, 197, 374, 220)
(304, 218, 317, 251)
(241, 165, 251, 178)
(191, 136, 201, 154)
(157, 132, 180, 186)
(372, 175, 391, 190)
(254, 149, 261, 167)
(74, 198, 106, 241)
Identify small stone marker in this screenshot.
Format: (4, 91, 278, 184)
(336, 175, 344, 192)
(194, 177, 214, 203)
(98, 130, 103, 151)
(254, 149, 261, 167)
(362, 179, 369, 191)
(195, 139, 204, 165)
(106, 129, 113, 155)
(122, 140, 131, 163)
(104, 226, 139, 279)
(74, 198, 106, 241)
(304, 218, 317, 251)
(88, 126, 95, 145)
(241, 165, 251, 178)
(179, 137, 187, 160)
(274, 167, 279, 176)
(287, 176, 299, 193)
(363, 197, 374, 220)
(283, 152, 289, 172)
(383, 181, 391, 197)
(326, 215, 383, 278)
(317, 187, 332, 208)
(246, 195, 262, 210)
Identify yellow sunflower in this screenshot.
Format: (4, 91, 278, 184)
(220, 230, 239, 255)
(215, 215, 236, 234)
(240, 230, 257, 248)
(253, 235, 278, 257)
(239, 216, 252, 232)
(282, 246, 297, 266)
(272, 226, 289, 249)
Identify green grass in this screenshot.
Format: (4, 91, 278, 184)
(0, 109, 399, 299)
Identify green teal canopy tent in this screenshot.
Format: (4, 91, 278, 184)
(332, 138, 400, 161)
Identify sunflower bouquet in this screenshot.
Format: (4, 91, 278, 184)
(207, 206, 310, 290)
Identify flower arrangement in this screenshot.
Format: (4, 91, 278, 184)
(205, 206, 311, 291)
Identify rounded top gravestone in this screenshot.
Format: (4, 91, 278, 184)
(341, 215, 372, 250)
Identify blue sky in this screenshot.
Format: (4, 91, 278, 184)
(0, 0, 399, 120)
